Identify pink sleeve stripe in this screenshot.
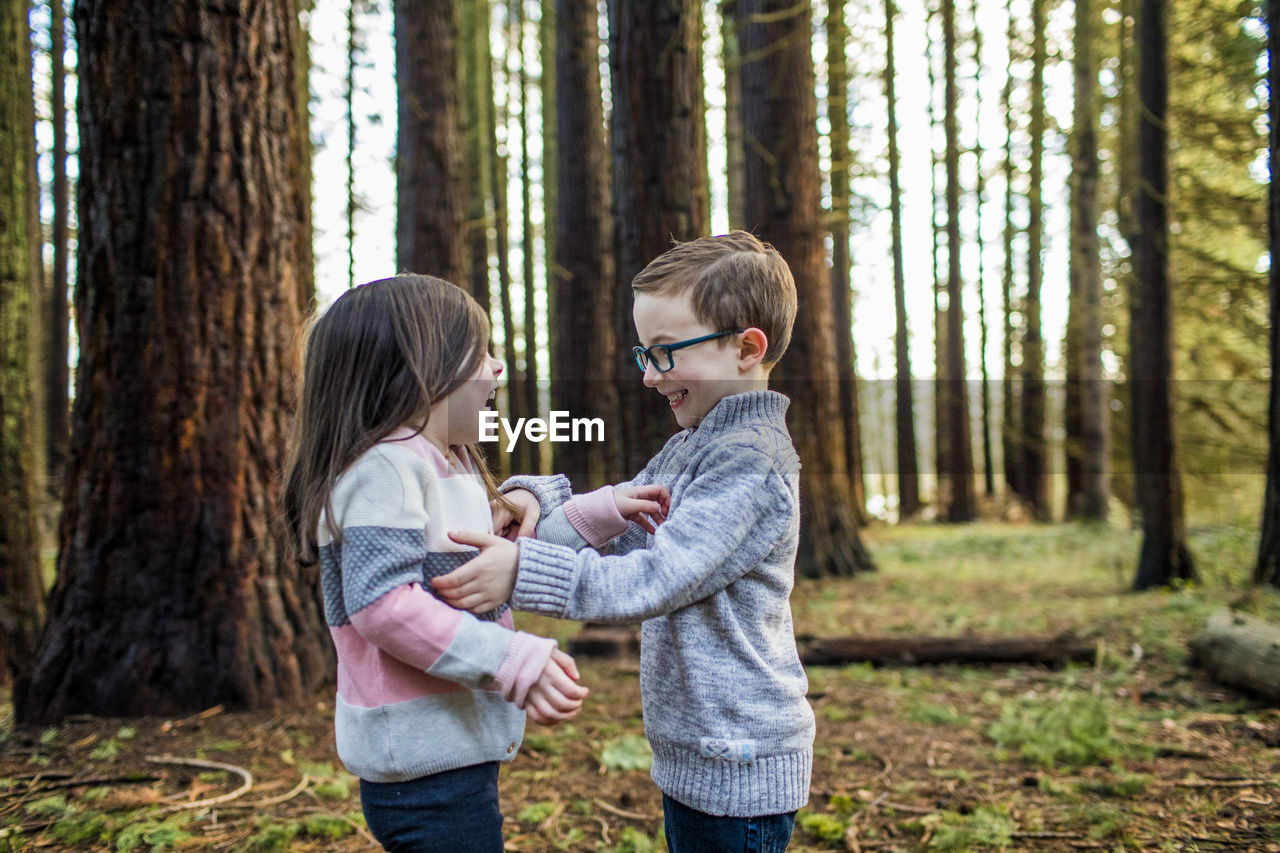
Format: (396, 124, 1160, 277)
(564, 485, 630, 548)
(331, 624, 467, 707)
(348, 583, 464, 673)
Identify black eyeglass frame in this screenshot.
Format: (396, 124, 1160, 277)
(631, 329, 746, 373)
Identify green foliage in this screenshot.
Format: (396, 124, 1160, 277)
(1077, 772, 1154, 797)
(114, 813, 193, 852)
(50, 810, 111, 845)
(236, 817, 297, 853)
(602, 826, 656, 853)
(926, 806, 1017, 851)
(301, 814, 356, 840)
(522, 732, 564, 756)
(907, 701, 970, 726)
(302, 762, 355, 801)
(517, 801, 558, 824)
(798, 809, 848, 843)
(987, 690, 1148, 769)
(598, 734, 652, 772)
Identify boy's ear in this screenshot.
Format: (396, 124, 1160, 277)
(738, 327, 769, 370)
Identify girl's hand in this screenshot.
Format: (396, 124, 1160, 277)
(524, 649, 588, 725)
(492, 488, 540, 540)
(433, 531, 520, 613)
(613, 484, 671, 535)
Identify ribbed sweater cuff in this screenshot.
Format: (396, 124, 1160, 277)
(650, 741, 812, 817)
(500, 474, 573, 512)
(495, 631, 556, 707)
(512, 538, 579, 616)
(563, 486, 629, 548)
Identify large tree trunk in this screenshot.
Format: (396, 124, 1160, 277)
(395, 0, 469, 286)
(884, 0, 920, 520)
(1256, 0, 1280, 587)
(1066, 0, 1110, 522)
(942, 0, 975, 522)
(734, 0, 873, 575)
(550, 0, 615, 489)
(46, 0, 70, 492)
(610, 0, 708, 484)
(17, 0, 328, 723)
(827, 0, 867, 523)
(0, 0, 46, 686)
(1129, 0, 1194, 590)
(1021, 0, 1050, 520)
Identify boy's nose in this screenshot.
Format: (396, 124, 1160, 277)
(641, 361, 662, 387)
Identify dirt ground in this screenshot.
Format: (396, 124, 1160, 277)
(3, 523, 1279, 851)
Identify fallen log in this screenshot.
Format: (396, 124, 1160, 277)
(798, 631, 1096, 667)
(568, 624, 640, 658)
(1188, 609, 1280, 705)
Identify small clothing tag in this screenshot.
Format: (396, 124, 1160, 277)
(699, 737, 757, 763)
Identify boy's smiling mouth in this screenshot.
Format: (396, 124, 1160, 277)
(665, 389, 689, 407)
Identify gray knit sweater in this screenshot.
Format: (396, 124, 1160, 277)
(504, 390, 814, 817)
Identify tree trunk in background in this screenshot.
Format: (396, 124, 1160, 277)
(1021, 0, 1049, 520)
(971, 0, 994, 499)
(0, 0, 46, 686)
(827, 0, 867, 522)
(735, 0, 873, 575)
(395, 0, 469, 286)
(884, 0, 920, 519)
(551, 0, 614, 490)
(345, 0, 358, 291)
(17, 0, 328, 722)
(1066, 0, 1109, 522)
(1002, 3, 1022, 499)
(461, 0, 493, 315)
(517, 0, 540, 476)
(610, 0, 708, 483)
(538, 0, 556, 478)
(927, 8, 950, 508)
(491, 11, 523, 475)
(47, 0, 70, 493)
(942, 0, 975, 522)
(1130, 0, 1195, 590)
(722, 0, 746, 231)
(1257, 0, 1280, 587)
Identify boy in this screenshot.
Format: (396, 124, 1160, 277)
(435, 231, 814, 853)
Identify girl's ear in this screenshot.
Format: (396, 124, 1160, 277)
(738, 327, 769, 370)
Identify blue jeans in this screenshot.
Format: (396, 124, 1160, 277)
(663, 794, 797, 853)
(359, 762, 503, 852)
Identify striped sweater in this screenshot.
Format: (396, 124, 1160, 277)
(319, 428, 555, 782)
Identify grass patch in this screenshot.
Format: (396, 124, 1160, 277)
(987, 689, 1151, 769)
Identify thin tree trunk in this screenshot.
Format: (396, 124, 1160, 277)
(735, 0, 873, 575)
(972, 0, 994, 499)
(517, 0, 540, 475)
(927, 4, 950, 509)
(551, 0, 614, 489)
(723, 0, 745, 231)
(885, 0, 920, 519)
(1066, 0, 1109, 521)
(1021, 0, 1049, 519)
(827, 0, 867, 523)
(1257, 0, 1280, 587)
(943, 0, 975, 522)
(18, 0, 328, 722)
(1130, 0, 1195, 590)
(47, 0, 69, 491)
(1002, 2, 1022, 499)
(395, 0, 469, 286)
(462, 0, 494, 315)
(345, 0, 358, 291)
(0, 0, 46, 686)
(493, 10, 525, 474)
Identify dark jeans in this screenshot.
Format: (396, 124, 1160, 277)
(662, 794, 797, 853)
(359, 762, 503, 853)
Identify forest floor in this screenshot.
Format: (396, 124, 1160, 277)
(2, 521, 1279, 852)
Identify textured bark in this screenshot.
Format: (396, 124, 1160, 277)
(734, 0, 872, 575)
(0, 0, 46, 686)
(827, 0, 866, 523)
(722, 0, 746, 231)
(1256, 0, 1280, 587)
(461, 0, 493, 314)
(1021, 0, 1049, 519)
(516, 0, 539, 478)
(1065, 0, 1109, 521)
(800, 632, 1096, 668)
(17, 0, 328, 722)
(1129, 0, 1194, 590)
(395, 0, 469, 286)
(971, 0, 994, 499)
(609, 0, 708, 483)
(884, 0, 919, 519)
(47, 0, 70, 491)
(549, 0, 614, 489)
(1001, 6, 1022, 499)
(942, 0, 975, 522)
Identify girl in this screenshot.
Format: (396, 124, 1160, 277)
(282, 275, 587, 852)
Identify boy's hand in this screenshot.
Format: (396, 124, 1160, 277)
(492, 488, 541, 540)
(614, 484, 671, 535)
(524, 649, 589, 725)
(433, 531, 519, 613)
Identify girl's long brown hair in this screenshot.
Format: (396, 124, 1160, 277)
(282, 275, 509, 566)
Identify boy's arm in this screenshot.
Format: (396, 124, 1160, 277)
(511, 444, 794, 623)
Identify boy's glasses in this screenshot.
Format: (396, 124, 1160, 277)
(632, 329, 745, 373)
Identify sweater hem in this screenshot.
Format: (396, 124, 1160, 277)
(649, 740, 812, 817)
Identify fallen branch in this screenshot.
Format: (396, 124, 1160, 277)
(799, 632, 1096, 667)
(145, 755, 252, 811)
(592, 798, 654, 821)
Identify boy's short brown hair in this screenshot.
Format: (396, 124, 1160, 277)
(631, 230, 798, 367)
